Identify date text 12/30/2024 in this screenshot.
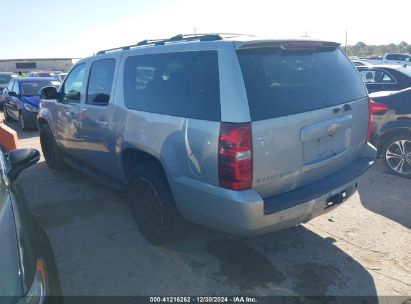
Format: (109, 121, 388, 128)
(150, 297, 258, 303)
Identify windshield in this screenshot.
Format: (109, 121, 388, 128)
(0, 75, 12, 85)
(21, 82, 54, 96)
(237, 47, 368, 120)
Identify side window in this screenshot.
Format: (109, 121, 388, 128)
(360, 69, 396, 83)
(7, 80, 14, 91)
(63, 63, 86, 102)
(381, 72, 396, 83)
(86, 59, 116, 106)
(123, 51, 220, 121)
(386, 54, 400, 61)
(360, 70, 376, 83)
(12, 81, 20, 95)
(374, 69, 395, 83)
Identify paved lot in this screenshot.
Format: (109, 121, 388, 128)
(3, 118, 411, 301)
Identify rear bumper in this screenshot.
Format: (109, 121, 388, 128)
(172, 143, 376, 236)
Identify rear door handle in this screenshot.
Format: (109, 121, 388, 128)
(95, 119, 109, 128)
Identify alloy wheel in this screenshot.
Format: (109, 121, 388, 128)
(385, 139, 411, 175)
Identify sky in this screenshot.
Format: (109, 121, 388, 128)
(1, 0, 410, 59)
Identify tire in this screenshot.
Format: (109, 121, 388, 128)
(39, 124, 66, 169)
(381, 134, 411, 179)
(4, 107, 11, 122)
(19, 113, 29, 131)
(129, 162, 188, 245)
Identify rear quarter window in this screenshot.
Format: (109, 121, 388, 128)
(123, 51, 221, 121)
(238, 48, 367, 121)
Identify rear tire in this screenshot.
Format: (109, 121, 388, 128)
(381, 134, 411, 179)
(128, 162, 188, 245)
(39, 124, 66, 169)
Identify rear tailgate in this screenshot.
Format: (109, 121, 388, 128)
(237, 41, 369, 198)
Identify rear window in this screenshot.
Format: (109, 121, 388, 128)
(123, 51, 220, 121)
(237, 48, 367, 121)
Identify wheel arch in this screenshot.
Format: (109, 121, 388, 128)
(37, 117, 49, 128)
(378, 127, 411, 154)
(121, 146, 170, 184)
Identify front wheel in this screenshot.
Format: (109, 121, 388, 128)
(129, 162, 188, 245)
(19, 113, 29, 131)
(382, 134, 411, 179)
(4, 107, 12, 122)
(39, 124, 66, 169)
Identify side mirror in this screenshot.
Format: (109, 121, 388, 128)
(40, 86, 58, 100)
(7, 149, 40, 181)
(8, 91, 17, 97)
(91, 93, 109, 105)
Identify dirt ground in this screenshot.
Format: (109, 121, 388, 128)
(4, 117, 411, 302)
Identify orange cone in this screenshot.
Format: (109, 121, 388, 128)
(0, 121, 18, 152)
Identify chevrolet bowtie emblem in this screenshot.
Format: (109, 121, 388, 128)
(327, 124, 339, 136)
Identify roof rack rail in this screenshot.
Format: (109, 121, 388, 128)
(96, 33, 252, 55)
(136, 33, 223, 47)
(96, 44, 134, 55)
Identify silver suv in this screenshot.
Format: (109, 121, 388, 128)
(38, 34, 376, 244)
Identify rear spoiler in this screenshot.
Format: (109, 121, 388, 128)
(237, 40, 341, 51)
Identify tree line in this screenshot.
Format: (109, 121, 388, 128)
(344, 41, 411, 57)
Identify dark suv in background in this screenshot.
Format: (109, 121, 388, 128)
(368, 89, 411, 178)
(38, 34, 376, 244)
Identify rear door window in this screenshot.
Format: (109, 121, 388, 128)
(123, 51, 220, 121)
(237, 48, 367, 121)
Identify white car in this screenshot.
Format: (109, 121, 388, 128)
(50, 72, 67, 82)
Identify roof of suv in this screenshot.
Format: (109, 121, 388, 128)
(95, 33, 340, 55)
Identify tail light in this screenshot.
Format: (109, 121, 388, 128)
(367, 99, 388, 141)
(218, 123, 252, 190)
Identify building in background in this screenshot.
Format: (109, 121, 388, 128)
(0, 58, 79, 73)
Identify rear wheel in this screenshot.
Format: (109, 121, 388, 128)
(129, 162, 188, 245)
(39, 124, 66, 169)
(382, 134, 411, 179)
